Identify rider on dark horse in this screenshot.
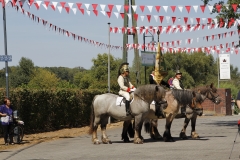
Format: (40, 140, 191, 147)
(117, 63, 136, 116)
(172, 70, 186, 114)
(149, 68, 170, 117)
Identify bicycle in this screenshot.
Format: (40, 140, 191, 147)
(11, 119, 24, 144)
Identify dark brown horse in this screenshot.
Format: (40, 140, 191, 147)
(144, 83, 221, 141)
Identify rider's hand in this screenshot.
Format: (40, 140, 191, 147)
(1, 113, 7, 117)
(130, 88, 136, 92)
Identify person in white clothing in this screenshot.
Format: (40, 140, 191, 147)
(172, 70, 184, 89)
(172, 70, 186, 114)
(117, 62, 136, 116)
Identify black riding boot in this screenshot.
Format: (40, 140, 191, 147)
(125, 100, 131, 116)
(181, 106, 186, 114)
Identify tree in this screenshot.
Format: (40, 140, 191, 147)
(27, 68, 59, 89)
(10, 57, 35, 87)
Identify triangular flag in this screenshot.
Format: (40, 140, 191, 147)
(114, 12, 119, 19)
(154, 15, 158, 22)
(100, 11, 106, 16)
(60, 2, 65, 8)
(115, 5, 121, 12)
(208, 5, 213, 12)
(65, 7, 70, 13)
(42, 4, 47, 10)
(34, 3, 40, 10)
(200, 5, 205, 13)
(93, 10, 98, 16)
(170, 6, 176, 12)
(84, 3, 90, 10)
(28, 0, 34, 6)
(140, 15, 144, 22)
(216, 4, 221, 13)
(232, 4, 237, 12)
(133, 13, 138, 21)
(50, 4, 55, 10)
(76, 3, 82, 10)
(127, 13, 131, 20)
(196, 18, 200, 24)
(124, 5, 129, 12)
(155, 6, 160, 12)
(72, 8, 77, 14)
(106, 11, 111, 18)
(132, 5, 137, 12)
(163, 6, 168, 12)
(120, 13, 124, 19)
(171, 17, 176, 24)
(86, 10, 90, 16)
(193, 5, 198, 12)
(178, 5, 183, 12)
(184, 17, 188, 24)
(185, 6, 191, 13)
(108, 4, 114, 12)
(68, 2, 73, 9)
(159, 16, 164, 23)
(100, 4, 106, 11)
(92, 4, 98, 10)
(165, 16, 170, 23)
(140, 5, 145, 12)
(147, 15, 151, 22)
(147, 5, 153, 12)
(190, 18, 193, 24)
(79, 8, 84, 14)
(57, 6, 62, 13)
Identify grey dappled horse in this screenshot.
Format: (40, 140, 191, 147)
(88, 84, 165, 144)
(144, 83, 221, 141)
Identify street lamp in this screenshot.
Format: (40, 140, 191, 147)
(143, 31, 156, 84)
(107, 22, 111, 93)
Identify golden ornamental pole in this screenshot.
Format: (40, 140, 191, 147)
(154, 30, 164, 85)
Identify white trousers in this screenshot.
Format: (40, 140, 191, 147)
(119, 90, 130, 101)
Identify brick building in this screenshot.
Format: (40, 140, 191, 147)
(202, 88, 231, 115)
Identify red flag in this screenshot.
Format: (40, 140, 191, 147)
(124, 5, 129, 12)
(158, 26, 162, 33)
(232, 4, 237, 12)
(200, 5, 205, 13)
(159, 16, 164, 23)
(121, 27, 126, 33)
(93, 10, 98, 16)
(172, 17, 176, 24)
(114, 27, 118, 33)
(155, 6, 160, 12)
(212, 35, 214, 40)
(76, 3, 82, 10)
(134, 14, 138, 21)
(79, 8, 84, 14)
(170, 6, 176, 12)
(65, 7, 70, 13)
(50, 5, 55, 10)
(139, 5, 145, 12)
(147, 15, 151, 22)
(44, 1, 50, 7)
(28, 0, 34, 6)
(60, 2, 66, 7)
(196, 18, 200, 24)
(218, 34, 221, 39)
(12, 0, 17, 6)
(235, 49, 238, 54)
(92, 4, 98, 10)
(34, 3, 39, 10)
(207, 18, 212, 24)
(166, 26, 171, 33)
(216, 4, 221, 13)
(120, 13, 125, 19)
(108, 4, 114, 12)
(185, 6, 191, 13)
(106, 11, 111, 18)
(206, 36, 208, 41)
(184, 17, 188, 24)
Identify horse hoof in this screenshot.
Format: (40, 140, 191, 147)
(123, 139, 130, 143)
(134, 138, 143, 144)
(93, 141, 101, 145)
(180, 132, 188, 140)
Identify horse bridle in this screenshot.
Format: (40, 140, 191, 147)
(206, 89, 219, 103)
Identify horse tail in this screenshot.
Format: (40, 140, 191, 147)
(88, 95, 98, 135)
(144, 119, 151, 133)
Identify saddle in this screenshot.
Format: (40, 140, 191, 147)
(116, 96, 133, 106)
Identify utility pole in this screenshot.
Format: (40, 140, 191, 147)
(122, 0, 140, 86)
(108, 22, 111, 93)
(2, 3, 9, 97)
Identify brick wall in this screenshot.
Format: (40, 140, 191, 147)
(202, 88, 231, 115)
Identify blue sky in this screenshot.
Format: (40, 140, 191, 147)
(0, 0, 239, 70)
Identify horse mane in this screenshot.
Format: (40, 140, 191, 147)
(171, 89, 193, 106)
(134, 84, 165, 102)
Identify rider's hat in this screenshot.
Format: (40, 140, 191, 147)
(119, 62, 129, 75)
(175, 70, 182, 75)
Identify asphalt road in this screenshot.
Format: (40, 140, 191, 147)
(1, 115, 240, 160)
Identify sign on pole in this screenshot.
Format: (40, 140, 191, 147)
(219, 54, 230, 80)
(141, 51, 155, 66)
(0, 55, 12, 62)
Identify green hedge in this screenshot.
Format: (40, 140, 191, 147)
(0, 88, 106, 134)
